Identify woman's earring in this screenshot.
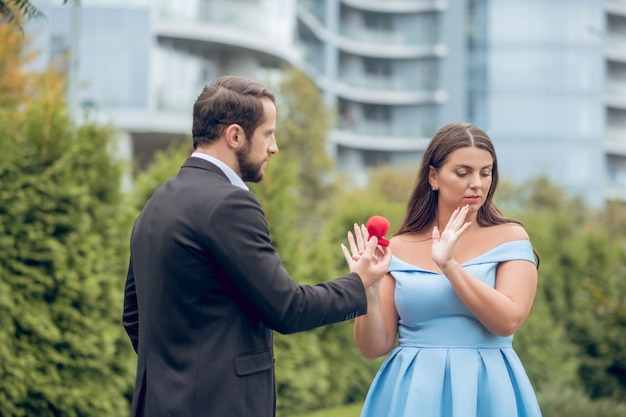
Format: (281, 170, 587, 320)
(431, 186, 438, 191)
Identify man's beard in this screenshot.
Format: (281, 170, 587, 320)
(237, 143, 264, 183)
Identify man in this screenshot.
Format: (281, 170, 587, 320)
(123, 75, 391, 417)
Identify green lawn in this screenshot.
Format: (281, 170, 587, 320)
(293, 403, 362, 417)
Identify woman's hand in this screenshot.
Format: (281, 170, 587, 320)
(343, 223, 369, 265)
(432, 205, 472, 269)
(341, 223, 391, 288)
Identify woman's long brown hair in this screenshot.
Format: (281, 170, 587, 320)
(395, 122, 540, 267)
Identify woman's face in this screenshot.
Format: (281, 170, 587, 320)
(429, 146, 494, 212)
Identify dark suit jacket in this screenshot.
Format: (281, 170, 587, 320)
(123, 157, 367, 417)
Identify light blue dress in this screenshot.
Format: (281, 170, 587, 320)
(360, 240, 542, 417)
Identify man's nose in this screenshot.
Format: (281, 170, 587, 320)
(269, 137, 278, 154)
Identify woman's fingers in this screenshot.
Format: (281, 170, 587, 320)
(346, 222, 374, 266)
(347, 227, 359, 255)
(354, 223, 366, 251)
(445, 205, 469, 234)
(341, 244, 354, 265)
(349, 223, 369, 253)
(360, 224, 369, 243)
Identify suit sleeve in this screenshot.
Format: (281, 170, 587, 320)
(202, 189, 367, 334)
(122, 258, 139, 353)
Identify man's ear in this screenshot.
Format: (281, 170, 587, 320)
(224, 124, 245, 149)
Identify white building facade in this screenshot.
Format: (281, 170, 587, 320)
(28, 0, 622, 205)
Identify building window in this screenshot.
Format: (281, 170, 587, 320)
(50, 34, 68, 68)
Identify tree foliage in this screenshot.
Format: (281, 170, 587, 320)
(0, 0, 71, 29)
(262, 67, 336, 223)
(499, 177, 626, 403)
(0, 19, 134, 415)
(0, 18, 35, 106)
(125, 140, 192, 218)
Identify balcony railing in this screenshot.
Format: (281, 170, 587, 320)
(339, 26, 436, 47)
(298, 0, 325, 24)
(606, 0, 626, 17)
(336, 119, 433, 138)
(605, 34, 626, 60)
(337, 74, 436, 92)
(606, 0, 626, 7)
(606, 80, 626, 98)
(605, 127, 626, 155)
(341, 0, 447, 13)
(607, 168, 626, 189)
(157, 0, 295, 48)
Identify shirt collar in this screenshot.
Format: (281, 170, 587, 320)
(190, 152, 249, 190)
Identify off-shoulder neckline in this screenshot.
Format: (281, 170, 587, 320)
(390, 240, 533, 274)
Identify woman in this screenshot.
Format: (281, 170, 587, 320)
(343, 122, 542, 416)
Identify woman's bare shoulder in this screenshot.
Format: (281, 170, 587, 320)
(492, 222, 530, 241)
(390, 232, 432, 246)
(389, 232, 434, 266)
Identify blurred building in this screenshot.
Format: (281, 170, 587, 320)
(296, 0, 460, 185)
(27, 0, 624, 205)
(605, 0, 626, 201)
(476, 0, 606, 205)
(29, 0, 300, 170)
